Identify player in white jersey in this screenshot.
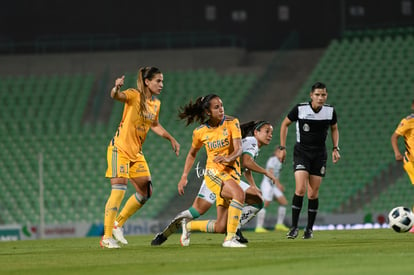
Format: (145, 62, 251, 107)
(255, 146, 289, 232)
(151, 120, 277, 245)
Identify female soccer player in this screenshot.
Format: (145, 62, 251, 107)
(391, 99, 414, 232)
(100, 67, 180, 248)
(170, 94, 245, 248)
(280, 81, 340, 239)
(151, 120, 277, 246)
(255, 145, 289, 233)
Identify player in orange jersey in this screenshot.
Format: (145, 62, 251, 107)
(392, 100, 414, 184)
(176, 94, 246, 248)
(391, 99, 414, 233)
(150, 120, 278, 246)
(100, 67, 180, 248)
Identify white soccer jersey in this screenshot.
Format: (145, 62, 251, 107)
(261, 156, 282, 185)
(260, 156, 284, 201)
(242, 136, 259, 161)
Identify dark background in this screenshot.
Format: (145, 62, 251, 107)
(0, 0, 413, 52)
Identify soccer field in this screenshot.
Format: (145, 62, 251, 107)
(1, 229, 413, 275)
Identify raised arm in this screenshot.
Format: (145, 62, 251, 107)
(110, 75, 127, 102)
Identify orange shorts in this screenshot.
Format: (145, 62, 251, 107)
(105, 145, 151, 179)
(204, 168, 240, 208)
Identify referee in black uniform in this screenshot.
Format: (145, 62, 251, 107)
(279, 82, 340, 239)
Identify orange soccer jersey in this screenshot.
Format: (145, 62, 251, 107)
(192, 116, 242, 181)
(112, 88, 160, 162)
(395, 114, 414, 162)
(395, 114, 414, 185)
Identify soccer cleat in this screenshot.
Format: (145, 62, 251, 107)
(275, 224, 289, 232)
(235, 228, 248, 244)
(100, 237, 120, 249)
(151, 233, 168, 246)
(287, 227, 299, 239)
(180, 219, 190, 247)
(113, 221, 128, 245)
(255, 226, 269, 233)
(303, 228, 313, 239)
(410, 226, 414, 233)
(222, 237, 247, 248)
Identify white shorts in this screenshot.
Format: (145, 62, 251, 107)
(260, 180, 284, 202)
(197, 180, 251, 204)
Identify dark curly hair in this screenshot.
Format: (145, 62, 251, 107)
(178, 94, 220, 125)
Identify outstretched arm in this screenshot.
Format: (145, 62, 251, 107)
(111, 75, 127, 102)
(151, 121, 180, 156)
(242, 154, 277, 185)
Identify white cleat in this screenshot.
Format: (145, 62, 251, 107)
(222, 237, 247, 248)
(180, 219, 191, 247)
(113, 221, 128, 245)
(100, 237, 120, 249)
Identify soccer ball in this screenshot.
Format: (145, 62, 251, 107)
(388, 206, 414, 233)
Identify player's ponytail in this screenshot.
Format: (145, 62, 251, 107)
(178, 94, 219, 125)
(137, 66, 162, 117)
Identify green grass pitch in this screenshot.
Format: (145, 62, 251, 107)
(1, 229, 413, 274)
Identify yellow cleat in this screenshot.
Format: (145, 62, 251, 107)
(255, 226, 269, 233)
(275, 224, 289, 232)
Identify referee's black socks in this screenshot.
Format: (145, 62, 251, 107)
(291, 194, 304, 228)
(307, 198, 319, 230)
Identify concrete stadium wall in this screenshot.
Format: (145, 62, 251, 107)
(0, 47, 252, 76)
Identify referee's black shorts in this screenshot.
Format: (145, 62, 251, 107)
(293, 143, 327, 177)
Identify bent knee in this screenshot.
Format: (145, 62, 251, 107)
(233, 191, 245, 203)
